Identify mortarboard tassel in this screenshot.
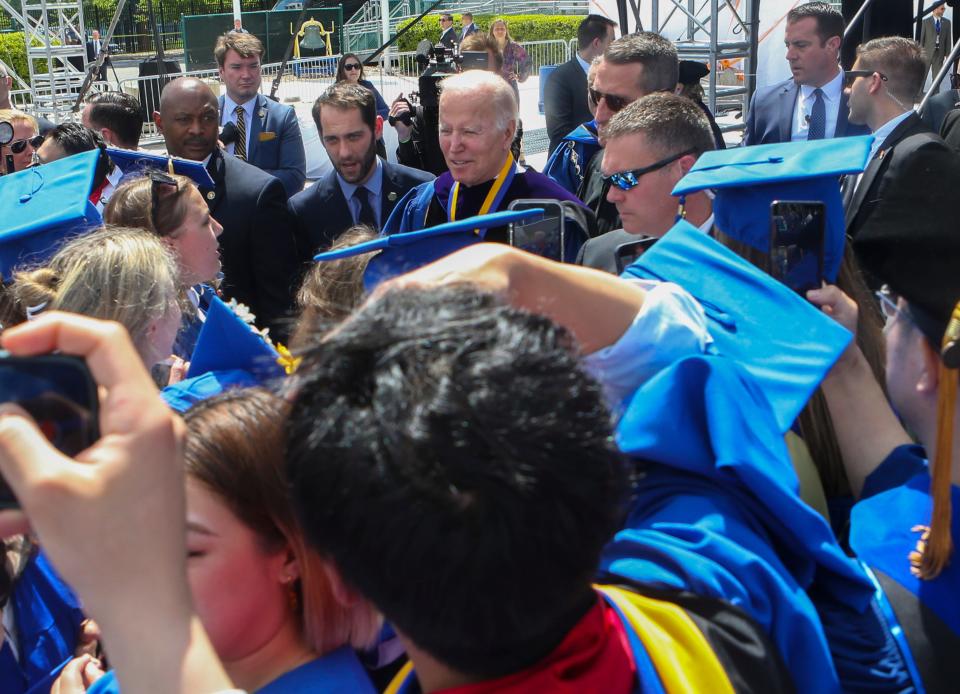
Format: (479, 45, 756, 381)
(915, 300, 960, 579)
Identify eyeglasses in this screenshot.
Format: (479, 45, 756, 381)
(150, 171, 179, 235)
(875, 284, 905, 323)
(588, 88, 631, 113)
(603, 149, 696, 191)
(343, 63, 361, 71)
(843, 70, 888, 88)
(9, 135, 43, 154)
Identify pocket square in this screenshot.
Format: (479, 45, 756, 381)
(259, 131, 276, 142)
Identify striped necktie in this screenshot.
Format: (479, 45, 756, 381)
(234, 105, 247, 161)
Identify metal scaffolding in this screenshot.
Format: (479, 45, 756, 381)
(0, 0, 88, 123)
(621, 0, 760, 132)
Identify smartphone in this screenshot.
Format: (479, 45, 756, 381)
(615, 237, 658, 274)
(508, 200, 565, 262)
(0, 353, 100, 508)
(769, 201, 825, 295)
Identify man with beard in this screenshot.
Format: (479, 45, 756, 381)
(154, 77, 300, 340)
(289, 83, 433, 256)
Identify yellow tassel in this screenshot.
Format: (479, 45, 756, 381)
(917, 356, 957, 579)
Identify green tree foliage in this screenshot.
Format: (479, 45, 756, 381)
(396, 14, 580, 52)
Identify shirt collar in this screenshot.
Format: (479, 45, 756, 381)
(336, 156, 383, 199)
(799, 69, 843, 102)
(222, 94, 257, 123)
(576, 53, 591, 75)
(870, 110, 914, 156)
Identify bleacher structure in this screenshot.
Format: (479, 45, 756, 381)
(1, 0, 90, 123)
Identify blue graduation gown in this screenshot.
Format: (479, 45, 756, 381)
(87, 646, 376, 694)
(381, 169, 586, 245)
(543, 121, 602, 196)
(0, 551, 84, 694)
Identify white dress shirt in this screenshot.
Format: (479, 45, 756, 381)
(220, 95, 255, 158)
(791, 70, 844, 141)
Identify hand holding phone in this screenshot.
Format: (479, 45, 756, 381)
(0, 353, 99, 508)
(769, 201, 825, 295)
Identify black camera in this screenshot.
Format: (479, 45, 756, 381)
(388, 92, 420, 127)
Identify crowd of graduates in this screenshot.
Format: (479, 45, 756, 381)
(0, 2, 959, 692)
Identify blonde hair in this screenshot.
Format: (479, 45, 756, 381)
(104, 173, 195, 239)
(0, 108, 39, 135)
(10, 226, 179, 358)
(290, 225, 377, 351)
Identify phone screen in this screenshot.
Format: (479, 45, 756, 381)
(508, 201, 565, 262)
(615, 237, 657, 274)
(0, 354, 99, 508)
(769, 201, 825, 295)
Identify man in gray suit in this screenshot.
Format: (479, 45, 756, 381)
(920, 3, 953, 90)
(215, 31, 306, 198)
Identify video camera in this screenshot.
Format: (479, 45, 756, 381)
(414, 40, 462, 75)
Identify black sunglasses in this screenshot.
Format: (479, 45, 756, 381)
(843, 70, 888, 87)
(588, 87, 631, 113)
(9, 135, 44, 154)
(149, 170, 179, 235)
(603, 149, 696, 191)
(343, 63, 362, 71)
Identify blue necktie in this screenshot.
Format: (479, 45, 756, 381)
(807, 88, 826, 141)
(353, 186, 377, 228)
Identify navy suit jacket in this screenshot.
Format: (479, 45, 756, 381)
(544, 57, 592, 156)
(742, 77, 870, 146)
(288, 158, 434, 257)
(202, 149, 300, 340)
(219, 93, 306, 198)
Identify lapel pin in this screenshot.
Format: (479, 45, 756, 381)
(258, 108, 266, 119)
(387, 191, 398, 202)
(207, 190, 217, 200)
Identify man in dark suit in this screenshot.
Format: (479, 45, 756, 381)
(214, 32, 306, 198)
(920, 87, 960, 133)
(843, 37, 956, 250)
(85, 30, 110, 82)
(544, 14, 616, 155)
(460, 12, 478, 42)
(289, 83, 434, 256)
(743, 2, 869, 145)
(576, 93, 715, 274)
(438, 13, 457, 49)
(920, 3, 953, 88)
(154, 77, 300, 340)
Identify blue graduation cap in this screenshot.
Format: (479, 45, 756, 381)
(623, 219, 852, 432)
(672, 136, 873, 282)
(185, 296, 285, 381)
(0, 150, 102, 278)
(106, 147, 215, 189)
(314, 208, 544, 291)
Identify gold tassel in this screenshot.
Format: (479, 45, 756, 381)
(914, 302, 960, 580)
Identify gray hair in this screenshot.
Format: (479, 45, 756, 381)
(604, 32, 679, 94)
(439, 70, 517, 133)
(604, 92, 715, 157)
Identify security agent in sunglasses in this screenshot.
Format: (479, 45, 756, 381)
(576, 93, 715, 274)
(575, 33, 682, 236)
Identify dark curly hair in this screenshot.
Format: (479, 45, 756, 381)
(286, 284, 630, 678)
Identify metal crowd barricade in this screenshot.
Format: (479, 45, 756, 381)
(116, 55, 343, 145)
(521, 39, 571, 73)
